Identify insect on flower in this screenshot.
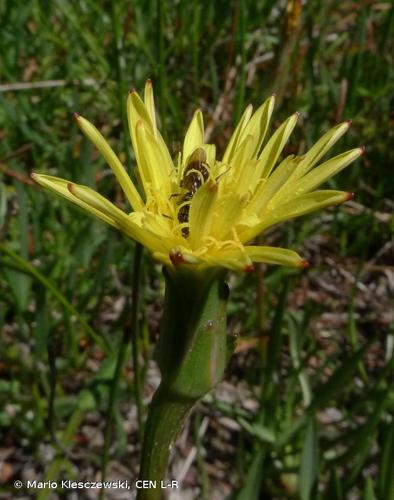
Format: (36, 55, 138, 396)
(176, 147, 210, 237)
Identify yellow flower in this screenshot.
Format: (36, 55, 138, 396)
(32, 81, 363, 272)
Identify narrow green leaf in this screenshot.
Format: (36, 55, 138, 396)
(236, 449, 265, 500)
(363, 477, 377, 500)
(3, 267, 31, 311)
(34, 285, 49, 359)
(308, 342, 370, 412)
(378, 423, 394, 500)
(299, 417, 319, 500)
(238, 418, 275, 444)
(324, 468, 343, 500)
(278, 343, 370, 449)
(343, 388, 388, 486)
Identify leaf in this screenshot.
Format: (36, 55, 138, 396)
(3, 267, 31, 311)
(323, 468, 343, 500)
(308, 342, 370, 412)
(277, 343, 370, 449)
(363, 477, 377, 500)
(236, 449, 265, 500)
(299, 417, 319, 500)
(238, 418, 275, 444)
(378, 423, 394, 500)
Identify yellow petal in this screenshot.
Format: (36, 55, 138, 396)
(182, 109, 204, 162)
(66, 182, 140, 235)
(75, 115, 143, 211)
(202, 246, 253, 272)
(246, 155, 295, 215)
(236, 94, 276, 160)
(144, 79, 157, 136)
(135, 121, 172, 195)
(68, 182, 173, 253)
(199, 144, 216, 169)
(127, 90, 155, 169)
(127, 90, 174, 186)
(222, 104, 253, 163)
(240, 190, 351, 242)
(245, 246, 307, 268)
(188, 180, 218, 249)
(254, 112, 299, 181)
(290, 121, 351, 180)
(287, 148, 363, 197)
(31, 173, 117, 228)
(227, 134, 255, 190)
(211, 193, 245, 240)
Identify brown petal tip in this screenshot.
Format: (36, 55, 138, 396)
(146, 78, 152, 85)
(359, 145, 366, 155)
(346, 192, 355, 201)
(209, 180, 218, 193)
(346, 119, 352, 127)
(129, 88, 137, 95)
(170, 249, 185, 266)
(299, 259, 310, 269)
(73, 112, 80, 121)
(244, 264, 255, 273)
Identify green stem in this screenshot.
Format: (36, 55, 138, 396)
(138, 384, 195, 499)
(137, 267, 231, 500)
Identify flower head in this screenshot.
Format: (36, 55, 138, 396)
(32, 81, 363, 272)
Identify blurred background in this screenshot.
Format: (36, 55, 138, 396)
(0, 1, 393, 499)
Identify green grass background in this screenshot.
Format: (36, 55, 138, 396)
(0, 1, 393, 499)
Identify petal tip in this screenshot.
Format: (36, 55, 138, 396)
(346, 192, 355, 201)
(299, 259, 310, 269)
(244, 264, 255, 273)
(359, 145, 366, 156)
(169, 249, 185, 266)
(73, 112, 80, 121)
(346, 119, 352, 127)
(208, 180, 218, 193)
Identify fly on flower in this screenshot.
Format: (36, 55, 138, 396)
(32, 80, 363, 272)
(176, 147, 210, 238)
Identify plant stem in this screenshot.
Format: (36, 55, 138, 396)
(137, 267, 231, 499)
(137, 384, 195, 500)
